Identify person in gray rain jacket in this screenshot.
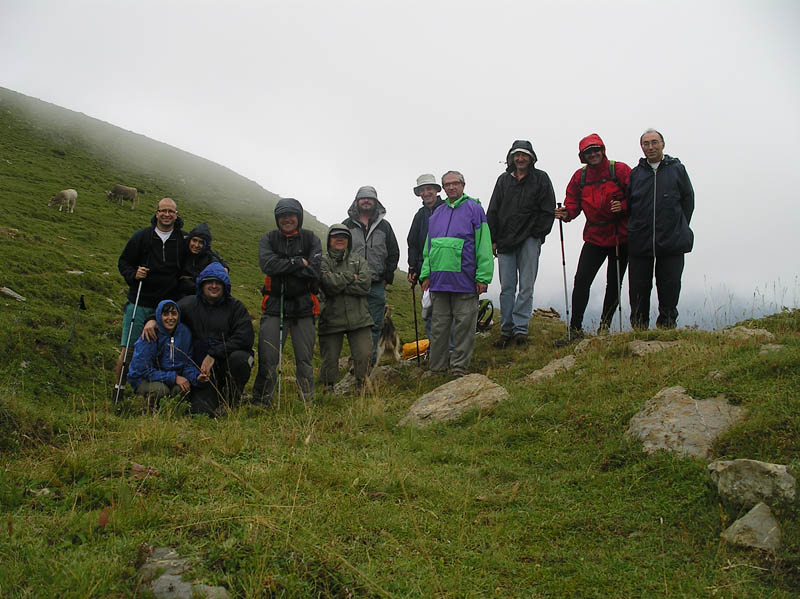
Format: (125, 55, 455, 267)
(343, 185, 399, 364)
(318, 224, 374, 393)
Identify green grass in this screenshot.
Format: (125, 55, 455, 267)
(1, 87, 798, 598)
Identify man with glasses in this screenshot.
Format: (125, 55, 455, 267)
(554, 134, 632, 342)
(114, 197, 186, 399)
(627, 129, 695, 330)
(420, 171, 493, 378)
(486, 140, 555, 348)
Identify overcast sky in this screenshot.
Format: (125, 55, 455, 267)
(2, 0, 798, 329)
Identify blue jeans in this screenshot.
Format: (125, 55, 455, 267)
(367, 282, 386, 364)
(498, 236, 542, 336)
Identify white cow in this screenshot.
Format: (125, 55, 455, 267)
(49, 189, 78, 213)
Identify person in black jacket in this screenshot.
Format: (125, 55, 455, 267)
(406, 173, 444, 338)
(141, 261, 255, 415)
(486, 140, 555, 347)
(178, 222, 229, 298)
(253, 198, 322, 405)
(627, 129, 695, 329)
(114, 197, 185, 399)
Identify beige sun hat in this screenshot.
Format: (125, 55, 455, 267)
(413, 173, 442, 196)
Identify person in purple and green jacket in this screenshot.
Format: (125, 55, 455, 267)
(420, 170, 494, 378)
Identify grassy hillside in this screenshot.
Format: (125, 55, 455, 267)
(0, 89, 798, 598)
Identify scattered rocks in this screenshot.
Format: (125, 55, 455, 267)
(708, 459, 796, 508)
(525, 355, 576, 383)
(0, 227, 20, 238)
(720, 503, 781, 552)
(333, 365, 395, 395)
(759, 344, 784, 355)
(398, 374, 508, 427)
(625, 386, 746, 459)
(533, 307, 560, 319)
(627, 340, 681, 357)
(707, 370, 724, 380)
(719, 326, 775, 342)
(0, 287, 25, 302)
(66, 270, 84, 275)
(140, 547, 229, 599)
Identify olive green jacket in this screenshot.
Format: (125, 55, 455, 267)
(318, 248, 374, 335)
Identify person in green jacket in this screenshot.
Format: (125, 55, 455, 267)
(318, 224, 375, 392)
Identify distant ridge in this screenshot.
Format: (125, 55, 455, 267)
(0, 86, 326, 235)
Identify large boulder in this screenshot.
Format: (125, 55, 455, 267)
(720, 502, 781, 552)
(398, 373, 508, 427)
(708, 459, 796, 508)
(525, 355, 576, 383)
(625, 386, 747, 459)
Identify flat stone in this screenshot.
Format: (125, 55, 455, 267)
(759, 344, 784, 355)
(525, 355, 576, 383)
(140, 547, 229, 599)
(719, 326, 775, 342)
(625, 386, 747, 459)
(627, 340, 681, 357)
(721, 502, 781, 552)
(0, 287, 25, 302)
(708, 459, 796, 508)
(398, 373, 508, 427)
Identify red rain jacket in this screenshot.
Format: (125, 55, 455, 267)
(563, 133, 631, 247)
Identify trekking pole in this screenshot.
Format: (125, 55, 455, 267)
(276, 290, 284, 411)
(59, 294, 87, 374)
(615, 231, 623, 333)
(115, 279, 143, 404)
(557, 203, 570, 342)
(411, 282, 421, 366)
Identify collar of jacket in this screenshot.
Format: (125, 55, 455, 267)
(444, 194, 478, 208)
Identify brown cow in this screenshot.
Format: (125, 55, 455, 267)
(49, 189, 78, 213)
(104, 184, 138, 210)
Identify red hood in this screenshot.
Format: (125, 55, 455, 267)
(578, 133, 607, 164)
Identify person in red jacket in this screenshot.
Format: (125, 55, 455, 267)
(554, 134, 631, 342)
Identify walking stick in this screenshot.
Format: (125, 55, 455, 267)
(115, 279, 143, 404)
(615, 232, 623, 333)
(276, 290, 284, 410)
(557, 203, 570, 342)
(411, 283, 421, 366)
(60, 294, 87, 374)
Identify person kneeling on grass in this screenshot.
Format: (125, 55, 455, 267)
(318, 224, 374, 394)
(127, 299, 200, 406)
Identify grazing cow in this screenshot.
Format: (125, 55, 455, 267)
(49, 189, 78, 213)
(104, 184, 138, 210)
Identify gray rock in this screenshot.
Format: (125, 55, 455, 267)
(719, 326, 775, 342)
(333, 365, 395, 395)
(627, 340, 681, 356)
(720, 502, 781, 552)
(759, 344, 784, 355)
(525, 355, 576, 383)
(398, 373, 508, 427)
(140, 547, 229, 599)
(708, 459, 796, 508)
(625, 386, 747, 459)
(707, 370, 724, 380)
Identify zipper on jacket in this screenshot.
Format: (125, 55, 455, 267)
(169, 336, 175, 362)
(652, 168, 658, 257)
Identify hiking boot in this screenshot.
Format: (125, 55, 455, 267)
(513, 333, 528, 346)
(553, 328, 584, 348)
(450, 368, 467, 379)
(493, 335, 512, 349)
(597, 322, 611, 336)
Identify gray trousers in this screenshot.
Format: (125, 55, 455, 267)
(429, 291, 478, 375)
(318, 326, 372, 386)
(253, 315, 315, 403)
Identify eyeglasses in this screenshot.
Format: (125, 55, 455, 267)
(157, 209, 177, 214)
(442, 181, 464, 187)
(582, 147, 602, 155)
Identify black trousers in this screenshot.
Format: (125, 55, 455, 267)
(628, 254, 685, 330)
(570, 241, 628, 331)
(189, 350, 253, 415)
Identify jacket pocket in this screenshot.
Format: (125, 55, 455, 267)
(430, 237, 464, 272)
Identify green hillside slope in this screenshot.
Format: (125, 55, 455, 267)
(0, 88, 798, 598)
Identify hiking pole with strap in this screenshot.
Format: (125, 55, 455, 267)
(557, 203, 571, 342)
(410, 282, 421, 366)
(59, 294, 87, 376)
(276, 289, 284, 410)
(115, 279, 143, 404)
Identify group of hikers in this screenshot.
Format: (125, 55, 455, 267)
(112, 128, 694, 415)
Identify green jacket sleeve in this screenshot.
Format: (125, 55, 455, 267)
(474, 221, 494, 285)
(345, 257, 372, 296)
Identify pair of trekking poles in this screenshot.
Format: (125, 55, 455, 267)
(557, 202, 624, 340)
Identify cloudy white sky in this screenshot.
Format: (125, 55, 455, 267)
(2, 0, 798, 328)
